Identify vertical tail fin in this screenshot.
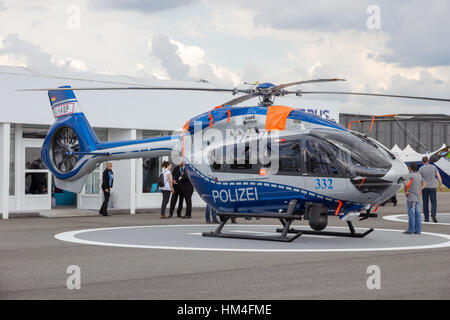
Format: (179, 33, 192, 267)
(45, 85, 99, 150)
(41, 86, 100, 191)
(48, 85, 83, 118)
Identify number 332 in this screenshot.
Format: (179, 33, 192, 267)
(315, 178, 333, 189)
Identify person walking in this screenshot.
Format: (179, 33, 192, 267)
(381, 194, 397, 207)
(99, 162, 114, 216)
(404, 163, 427, 234)
(205, 204, 219, 223)
(160, 160, 173, 219)
(419, 156, 443, 222)
(179, 168, 194, 219)
(169, 162, 184, 218)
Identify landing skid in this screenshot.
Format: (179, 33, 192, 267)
(202, 200, 302, 242)
(202, 213, 303, 242)
(275, 221, 374, 238)
(202, 200, 374, 242)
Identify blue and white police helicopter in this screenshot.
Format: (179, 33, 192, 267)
(21, 79, 450, 242)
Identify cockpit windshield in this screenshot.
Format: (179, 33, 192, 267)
(310, 129, 392, 172)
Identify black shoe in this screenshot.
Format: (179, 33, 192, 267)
(101, 213, 110, 216)
(182, 216, 191, 219)
(424, 218, 429, 222)
(168, 214, 173, 218)
(432, 216, 438, 223)
(206, 221, 212, 224)
(213, 220, 220, 224)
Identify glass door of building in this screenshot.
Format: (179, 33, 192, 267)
(21, 139, 51, 210)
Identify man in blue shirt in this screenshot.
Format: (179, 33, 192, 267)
(100, 162, 114, 216)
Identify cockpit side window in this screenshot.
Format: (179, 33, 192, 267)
(303, 135, 341, 176)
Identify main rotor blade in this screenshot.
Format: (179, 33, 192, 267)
(222, 92, 259, 106)
(294, 91, 450, 102)
(272, 78, 346, 91)
(17, 86, 247, 93)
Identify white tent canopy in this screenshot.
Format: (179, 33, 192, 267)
(394, 144, 447, 163)
(390, 144, 402, 156)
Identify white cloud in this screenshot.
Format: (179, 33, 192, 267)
(0, 33, 90, 73)
(0, 0, 447, 114)
(149, 33, 242, 86)
(91, 0, 199, 14)
(169, 39, 205, 67)
(55, 58, 89, 72)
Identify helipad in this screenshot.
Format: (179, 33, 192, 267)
(383, 213, 450, 226)
(55, 224, 450, 252)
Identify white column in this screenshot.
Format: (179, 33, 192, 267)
(129, 129, 136, 215)
(14, 125, 22, 211)
(0, 123, 10, 219)
(135, 130, 143, 210)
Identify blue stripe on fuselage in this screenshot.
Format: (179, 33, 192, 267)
(185, 106, 345, 133)
(96, 135, 181, 150)
(184, 163, 362, 215)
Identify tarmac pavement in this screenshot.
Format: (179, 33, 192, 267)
(0, 193, 449, 300)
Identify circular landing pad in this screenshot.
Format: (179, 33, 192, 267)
(384, 213, 450, 226)
(55, 225, 450, 252)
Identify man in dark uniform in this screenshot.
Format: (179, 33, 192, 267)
(180, 167, 194, 219)
(99, 162, 114, 216)
(169, 162, 184, 218)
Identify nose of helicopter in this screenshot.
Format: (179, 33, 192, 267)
(376, 157, 410, 203)
(384, 157, 410, 184)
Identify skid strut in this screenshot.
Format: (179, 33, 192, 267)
(202, 200, 302, 242)
(275, 221, 374, 238)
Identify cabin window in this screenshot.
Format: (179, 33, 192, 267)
(277, 140, 303, 175)
(209, 141, 262, 174)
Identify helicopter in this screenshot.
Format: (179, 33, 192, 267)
(21, 79, 450, 242)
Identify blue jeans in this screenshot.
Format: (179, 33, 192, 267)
(422, 188, 437, 220)
(406, 201, 422, 234)
(205, 206, 218, 222)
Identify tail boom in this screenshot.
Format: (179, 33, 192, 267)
(41, 85, 180, 192)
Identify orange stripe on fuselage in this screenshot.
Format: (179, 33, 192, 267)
(265, 105, 293, 132)
(335, 200, 343, 216)
(358, 178, 365, 188)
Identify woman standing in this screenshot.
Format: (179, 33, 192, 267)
(160, 160, 173, 219)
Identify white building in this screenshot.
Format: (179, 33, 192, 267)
(0, 65, 339, 219)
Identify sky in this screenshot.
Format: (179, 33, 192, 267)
(0, 0, 449, 115)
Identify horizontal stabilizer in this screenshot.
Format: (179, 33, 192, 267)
(54, 176, 88, 193)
